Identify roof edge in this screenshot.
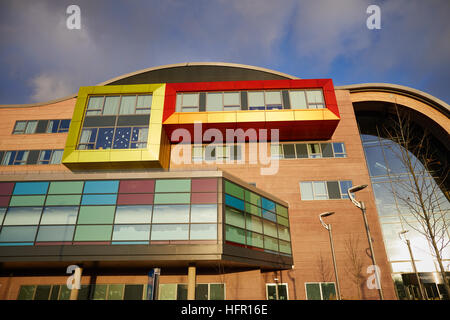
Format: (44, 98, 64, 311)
(336, 83, 450, 116)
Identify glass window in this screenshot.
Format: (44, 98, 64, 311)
(155, 179, 191, 193)
(225, 181, 244, 199)
(159, 284, 177, 300)
(326, 181, 341, 199)
(248, 91, 265, 110)
(223, 92, 240, 108)
(182, 93, 199, 107)
(40, 206, 78, 224)
(265, 91, 282, 109)
(93, 285, 107, 300)
(262, 210, 277, 222)
(365, 145, 388, 176)
(45, 194, 81, 206)
(308, 143, 321, 158)
(264, 236, 278, 251)
(59, 120, 71, 132)
(225, 194, 245, 211)
(245, 215, 263, 233)
(225, 225, 246, 244)
(339, 181, 352, 199)
(48, 181, 84, 194)
(113, 127, 131, 149)
(300, 182, 314, 200)
(130, 127, 148, 149)
(17, 285, 36, 300)
(263, 220, 278, 238)
(372, 183, 398, 216)
(283, 144, 296, 159)
(13, 121, 27, 134)
(108, 284, 124, 300)
(34, 285, 51, 300)
(246, 231, 264, 248)
(81, 194, 117, 205)
(136, 95, 152, 114)
(112, 225, 150, 241)
(261, 197, 275, 212)
(210, 284, 225, 300)
(0, 226, 38, 242)
(103, 96, 120, 115)
(195, 284, 209, 300)
(46, 120, 60, 133)
(3, 207, 42, 225)
(77, 205, 115, 224)
(87, 96, 104, 114)
(0, 207, 6, 225)
(78, 128, 97, 149)
(36, 225, 75, 242)
(73, 225, 113, 241)
(321, 143, 334, 158)
(50, 150, 63, 164)
(9, 195, 46, 206)
(313, 181, 328, 200)
(152, 204, 190, 223)
(25, 121, 37, 134)
(225, 207, 245, 228)
(13, 151, 29, 165)
(96, 127, 114, 149)
(190, 204, 217, 223)
(333, 143, 346, 157)
(119, 96, 137, 114)
(206, 92, 223, 111)
(151, 224, 189, 240)
(114, 205, 152, 224)
(306, 90, 324, 104)
(84, 180, 119, 194)
(295, 144, 308, 158)
(153, 193, 190, 204)
(38, 150, 52, 164)
(124, 284, 144, 300)
(1, 151, 16, 165)
(305, 283, 321, 300)
(279, 240, 292, 254)
(189, 224, 217, 240)
(278, 225, 290, 241)
(289, 91, 307, 109)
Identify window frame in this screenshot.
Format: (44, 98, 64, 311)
(265, 283, 289, 300)
(305, 282, 337, 300)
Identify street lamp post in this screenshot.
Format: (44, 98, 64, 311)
(399, 230, 426, 300)
(347, 184, 384, 300)
(319, 211, 341, 300)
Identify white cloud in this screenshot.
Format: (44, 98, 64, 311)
(29, 73, 73, 102)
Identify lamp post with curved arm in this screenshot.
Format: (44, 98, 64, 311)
(319, 211, 341, 300)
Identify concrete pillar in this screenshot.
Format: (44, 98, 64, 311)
(69, 266, 83, 300)
(187, 264, 196, 300)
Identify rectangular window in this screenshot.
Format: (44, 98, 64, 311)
(300, 180, 352, 200)
(305, 282, 337, 300)
(266, 283, 289, 300)
(12, 120, 37, 134)
(271, 142, 346, 159)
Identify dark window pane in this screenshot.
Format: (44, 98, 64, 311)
(47, 120, 60, 133)
(93, 284, 107, 300)
(321, 283, 337, 300)
(277, 284, 288, 300)
(195, 284, 209, 300)
(13, 121, 27, 134)
(34, 285, 51, 300)
(295, 144, 308, 158)
(77, 285, 90, 300)
(321, 143, 334, 158)
(35, 120, 49, 133)
(267, 285, 277, 300)
(83, 115, 116, 127)
(26, 150, 40, 165)
(326, 181, 341, 199)
(283, 144, 295, 159)
(59, 120, 71, 132)
(124, 284, 144, 300)
(177, 284, 188, 300)
(210, 284, 225, 300)
(17, 285, 36, 300)
(113, 127, 131, 149)
(50, 285, 60, 300)
(306, 283, 321, 300)
(117, 115, 149, 126)
(96, 128, 114, 149)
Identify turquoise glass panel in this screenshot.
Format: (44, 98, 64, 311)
(13, 182, 49, 195)
(81, 194, 117, 205)
(225, 194, 244, 211)
(261, 197, 275, 212)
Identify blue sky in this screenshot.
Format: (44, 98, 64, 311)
(0, 0, 449, 105)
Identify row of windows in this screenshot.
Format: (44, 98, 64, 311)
(78, 126, 148, 150)
(12, 119, 71, 135)
(0, 179, 218, 196)
(176, 89, 325, 112)
(272, 142, 346, 159)
(86, 94, 152, 116)
(18, 284, 146, 300)
(0, 150, 63, 166)
(300, 180, 352, 200)
(159, 283, 225, 300)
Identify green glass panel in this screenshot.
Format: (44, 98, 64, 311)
(58, 285, 71, 300)
(77, 206, 115, 224)
(155, 179, 190, 193)
(177, 284, 188, 300)
(93, 285, 107, 300)
(209, 284, 225, 300)
(245, 202, 261, 216)
(277, 215, 289, 227)
(306, 283, 321, 300)
(108, 284, 124, 300)
(17, 285, 36, 300)
(244, 190, 261, 206)
(224, 181, 244, 200)
(195, 284, 208, 300)
(153, 193, 190, 204)
(48, 181, 84, 194)
(276, 204, 288, 218)
(245, 215, 262, 233)
(278, 225, 290, 241)
(74, 225, 113, 241)
(263, 220, 278, 237)
(34, 285, 51, 300)
(246, 231, 263, 248)
(50, 285, 60, 300)
(159, 284, 177, 300)
(123, 284, 144, 300)
(9, 195, 45, 206)
(279, 240, 292, 254)
(225, 207, 245, 228)
(225, 225, 246, 244)
(264, 236, 278, 251)
(45, 195, 81, 206)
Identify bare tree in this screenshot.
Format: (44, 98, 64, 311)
(316, 252, 333, 283)
(344, 234, 366, 299)
(381, 105, 450, 299)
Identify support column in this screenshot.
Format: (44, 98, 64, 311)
(69, 266, 83, 300)
(187, 264, 196, 300)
